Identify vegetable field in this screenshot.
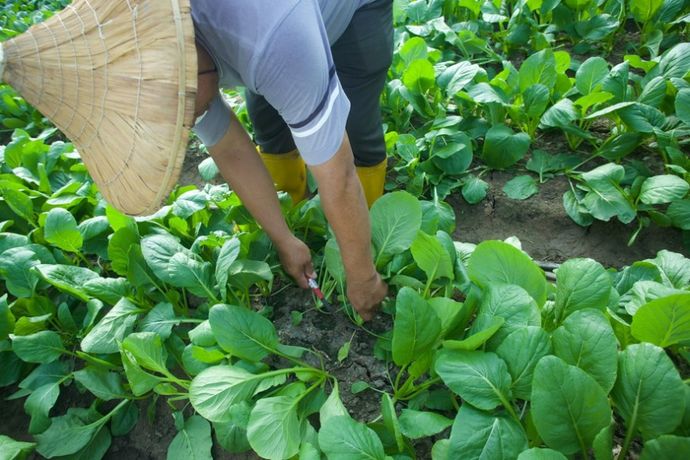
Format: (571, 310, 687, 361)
(1, 0, 690, 459)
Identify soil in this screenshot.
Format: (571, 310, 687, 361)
(449, 170, 687, 268)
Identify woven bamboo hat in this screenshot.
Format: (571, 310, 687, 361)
(0, 0, 197, 216)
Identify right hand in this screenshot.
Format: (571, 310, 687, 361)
(346, 271, 388, 321)
(275, 235, 316, 289)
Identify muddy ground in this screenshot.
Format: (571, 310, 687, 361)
(449, 170, 687, 268)
(2, 149, 686, 459)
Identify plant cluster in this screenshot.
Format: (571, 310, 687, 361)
(384, 0, 690, 243)
(1, 1, 690, 459)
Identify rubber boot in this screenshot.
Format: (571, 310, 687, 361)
(258, 149, 307, 205)
(356, 159, 387, 208)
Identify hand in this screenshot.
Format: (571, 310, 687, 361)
(347, 271, 388, 321)
(276, 235, 315, 289)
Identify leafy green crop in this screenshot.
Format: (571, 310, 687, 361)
(2, 0, 690, 459)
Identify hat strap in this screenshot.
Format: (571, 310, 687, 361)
(0, 43, 4, 81)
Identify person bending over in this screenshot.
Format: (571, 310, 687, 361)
(191, 0, 392, 320)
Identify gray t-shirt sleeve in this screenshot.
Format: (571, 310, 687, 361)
(193, 92, 231, 148)
(252, 1, 350, 166)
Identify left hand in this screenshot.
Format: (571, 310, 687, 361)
(276, 235, 316, 289)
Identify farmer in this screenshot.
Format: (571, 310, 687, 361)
(190, 0, 392, 320)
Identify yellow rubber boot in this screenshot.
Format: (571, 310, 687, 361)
(356, 159, 387, 208)
(259, 149, 307, 205)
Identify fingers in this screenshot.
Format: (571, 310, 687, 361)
(305, 260, 316, 280)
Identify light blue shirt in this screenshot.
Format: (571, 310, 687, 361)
(191, 0, 373, 165)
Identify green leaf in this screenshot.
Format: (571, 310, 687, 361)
(631, 293, 690, 347)
(531, 356, 612, 455)
(638, 76, 667, 108)
(593, 424, 614, 460)
(391, 287, 442, 366)
(398, 409, 453, 439)
(121, 348, 161, 397)
(410, 232, 453, 283)
(402, 59, 436, 94)
(541, 99, 579, 128)
(481, 123, 531, 169)
(470, 284, 541, 348)
(43, 208, 83, 253)
(443, 316, 504, 351)
(107, 227, 139, 277)
(553, 258, 611, 323)
(639, 175, 689, 205)
(496, 326, 552, 400)
(64, 424, 112, 460)
(611, 343, 685, 439)
(553, 309, 618, 392)
(381, 393, 404, 452)
(576, 57, 609, 95)
(24, 382, 60, 434)
(3, 189, 34, 224)
(447, 405, 527, 459)
(318, 416, 386, 460)
(35, 410, 107, 458)
(121, 332, 169, 375)
(523, 84, 550, 118)
(167, 415, 212, 460)
(139, 302, 177, 339)
(324, 238, 346, 285)
(0, 435, 36, 460)
(198, 157, 219, 181)
(12, 331, 64, 364)
(503, 175, 538, 200)
(468, 241, 547, 306)
(650, 250, 690, 288)
(77, 216, 109, 241)
(668, 200, 690, 230)
(83, 277, 129, 305)
(209, 304, 278, 362)
(247, 396, 302, 460)
(215, 237, 240, 295)
(518, 448, 568, 460)
(442, 61, 482, 95)
(227, 260, 273, 291)
(110, 400, 139, 436)
(640, 435, 690, 460)
(189, 365, 265, 423)
(519, 49, 557, 93)
(0, 295, 16, 340)
(320, 383, 350, 426)
(618, 103, 666, 133)
(630, 0, 664, 23)
(213, 402, 251, 454)
(167, 252, 215, 298)
(371, 191, 422, 268)
(34, 264, 100, 302)
(141, 234, 192, 284)
(435, 349, 513, 411)
(173, 190, 209, 219)
(0, 248, 44, 298)
(462, 176, 489, 204)
(676, 89, 690, 125)
(73, 367, 125, 401)
(81, 298, 141, 354)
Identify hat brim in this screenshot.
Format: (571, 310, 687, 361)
(1, 0, 198, 216)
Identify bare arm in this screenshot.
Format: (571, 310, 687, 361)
(207, 109, 314, 288)
(309, 134, 387, 320)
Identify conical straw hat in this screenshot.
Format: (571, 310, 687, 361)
(0, 0, 197, 216)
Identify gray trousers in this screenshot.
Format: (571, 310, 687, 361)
(246, 0, 393, 167)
